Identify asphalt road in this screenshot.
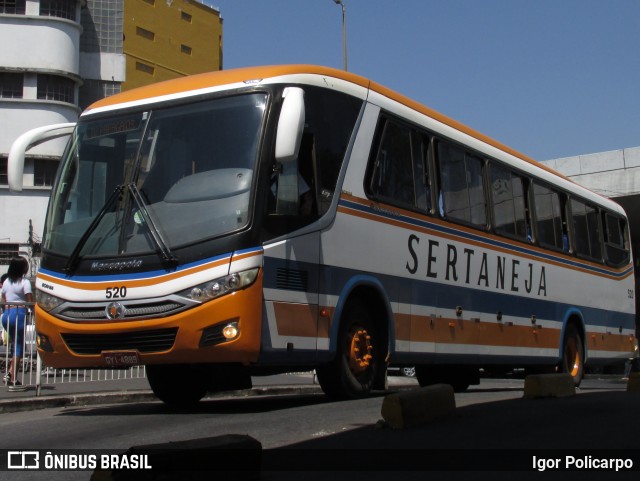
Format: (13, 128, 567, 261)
(0, 376, 638, 480)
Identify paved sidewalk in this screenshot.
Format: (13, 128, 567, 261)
(0, 371, 419, 413)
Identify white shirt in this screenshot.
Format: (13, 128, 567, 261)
(2, 278, 32, 303)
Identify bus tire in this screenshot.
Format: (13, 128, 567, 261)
(146, 364, 207, 409)
(560, 324, 584, 386)
(316, 301, 380, 400)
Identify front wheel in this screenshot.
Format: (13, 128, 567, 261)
(560, 324, 584, 386)
(316, 301, 381, 400)
(146, 364, 208, 409)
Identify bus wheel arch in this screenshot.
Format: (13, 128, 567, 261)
(560, 314, 586, 386)
(317, 281, 390, 399)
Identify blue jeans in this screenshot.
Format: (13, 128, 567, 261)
(2, 307, 26, 357)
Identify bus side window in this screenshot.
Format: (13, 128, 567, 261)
(603, 212, 630, 267)
(437, 140, 486, 227)
(368, 119, 416, 207)
(570, 198, 603, 261)
(413, 133, 431, 213)
(489, 162, 529, 242)
(532, 182, 570, 252)
(264, 86, 363, 238)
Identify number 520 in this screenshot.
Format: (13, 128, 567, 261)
(106, 286, 127, 299)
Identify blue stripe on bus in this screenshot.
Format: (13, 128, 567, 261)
(263, 256, 635, 331)
(339, 198, 634, 280)
(38, 250, 240, 283)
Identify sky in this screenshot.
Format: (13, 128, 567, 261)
(206, 0, 640, 162)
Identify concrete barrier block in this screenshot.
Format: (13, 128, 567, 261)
(523, 373, 576, 399)
(381, 384, 455, 429)
(627, 372, 640, 392)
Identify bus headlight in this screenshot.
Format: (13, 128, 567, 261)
(36, 289, 65, 312)
(178, 268, 259, 303)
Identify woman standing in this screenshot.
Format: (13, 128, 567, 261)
(1, 257, 32, 389)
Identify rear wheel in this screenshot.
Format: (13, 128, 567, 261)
(316, 301, 381, 399)
(560, 324, 584, 386)
(146, 364, 208, 409)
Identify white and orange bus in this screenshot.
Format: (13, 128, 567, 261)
(8, 65, 636, 406)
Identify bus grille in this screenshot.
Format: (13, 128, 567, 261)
(61, 328, 178, 355)
(57, 301, 184, 322)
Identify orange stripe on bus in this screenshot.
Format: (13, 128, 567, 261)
(337, 201, 632, 282)
(37, 256, 232, 290)
(273, 302, 320, 338)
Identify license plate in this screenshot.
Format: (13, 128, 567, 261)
(102, 351, 141, 367)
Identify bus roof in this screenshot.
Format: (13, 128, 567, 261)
(83, 65, 621, 214)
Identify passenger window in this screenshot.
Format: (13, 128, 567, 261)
(413, 134, 432, 212)
(533, 182, 567, 251)
(490, 163, 529, 241)
(437, 141, 486, 227)
(369, 120, 416, 207)
(571, 199, 602, 261)
(603, 212, 628, 266)
(366, 118, 432, 212)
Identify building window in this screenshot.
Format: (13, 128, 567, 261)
(0, 157, 7, 185)
(142, 0, 155, 5)
(136, 62, 155, 75)
(181, 44, 192, 55)
(0, 244, 20, 265)
(181, 11, 192, 23)
(0, 0, 26, 14)
(0, 73, 23, 99)
(40, 0, 76, 21)
(136, 26, 155, 41)
(34, 158, 59, 187)
(37, 74, 74, 103)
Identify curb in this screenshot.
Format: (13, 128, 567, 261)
(0, 391, 158, 414)
(0, 382, 420, 413)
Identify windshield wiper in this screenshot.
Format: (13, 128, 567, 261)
(64, 183, 178, 276)
(127, 182, 178, 269)
(64, 185, 125, 276)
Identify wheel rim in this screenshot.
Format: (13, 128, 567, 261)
(347, 326, 373, 376)
(565, 337, 581, 377)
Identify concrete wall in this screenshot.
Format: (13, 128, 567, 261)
(541, 147, 640, 198)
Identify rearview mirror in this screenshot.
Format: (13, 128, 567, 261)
(274, 87, 305, 163)
(8, 123, 75, 192)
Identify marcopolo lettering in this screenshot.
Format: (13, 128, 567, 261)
(405, 234, 547, 297)
(90, 259, 143, 272)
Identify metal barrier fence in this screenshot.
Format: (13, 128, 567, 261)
(2, 301, 146, 395)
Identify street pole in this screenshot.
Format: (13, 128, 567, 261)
(333, 0, 347, 71)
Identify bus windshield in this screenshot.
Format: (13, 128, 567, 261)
(43, 93, 268, 258)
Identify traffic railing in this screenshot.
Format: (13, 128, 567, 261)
(2, 301, 145, 395)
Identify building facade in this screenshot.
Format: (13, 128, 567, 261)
(541, 147, 640, 260)
(0, 0, 222, 274)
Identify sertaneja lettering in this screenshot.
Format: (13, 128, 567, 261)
(406, 234, 547, 297)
